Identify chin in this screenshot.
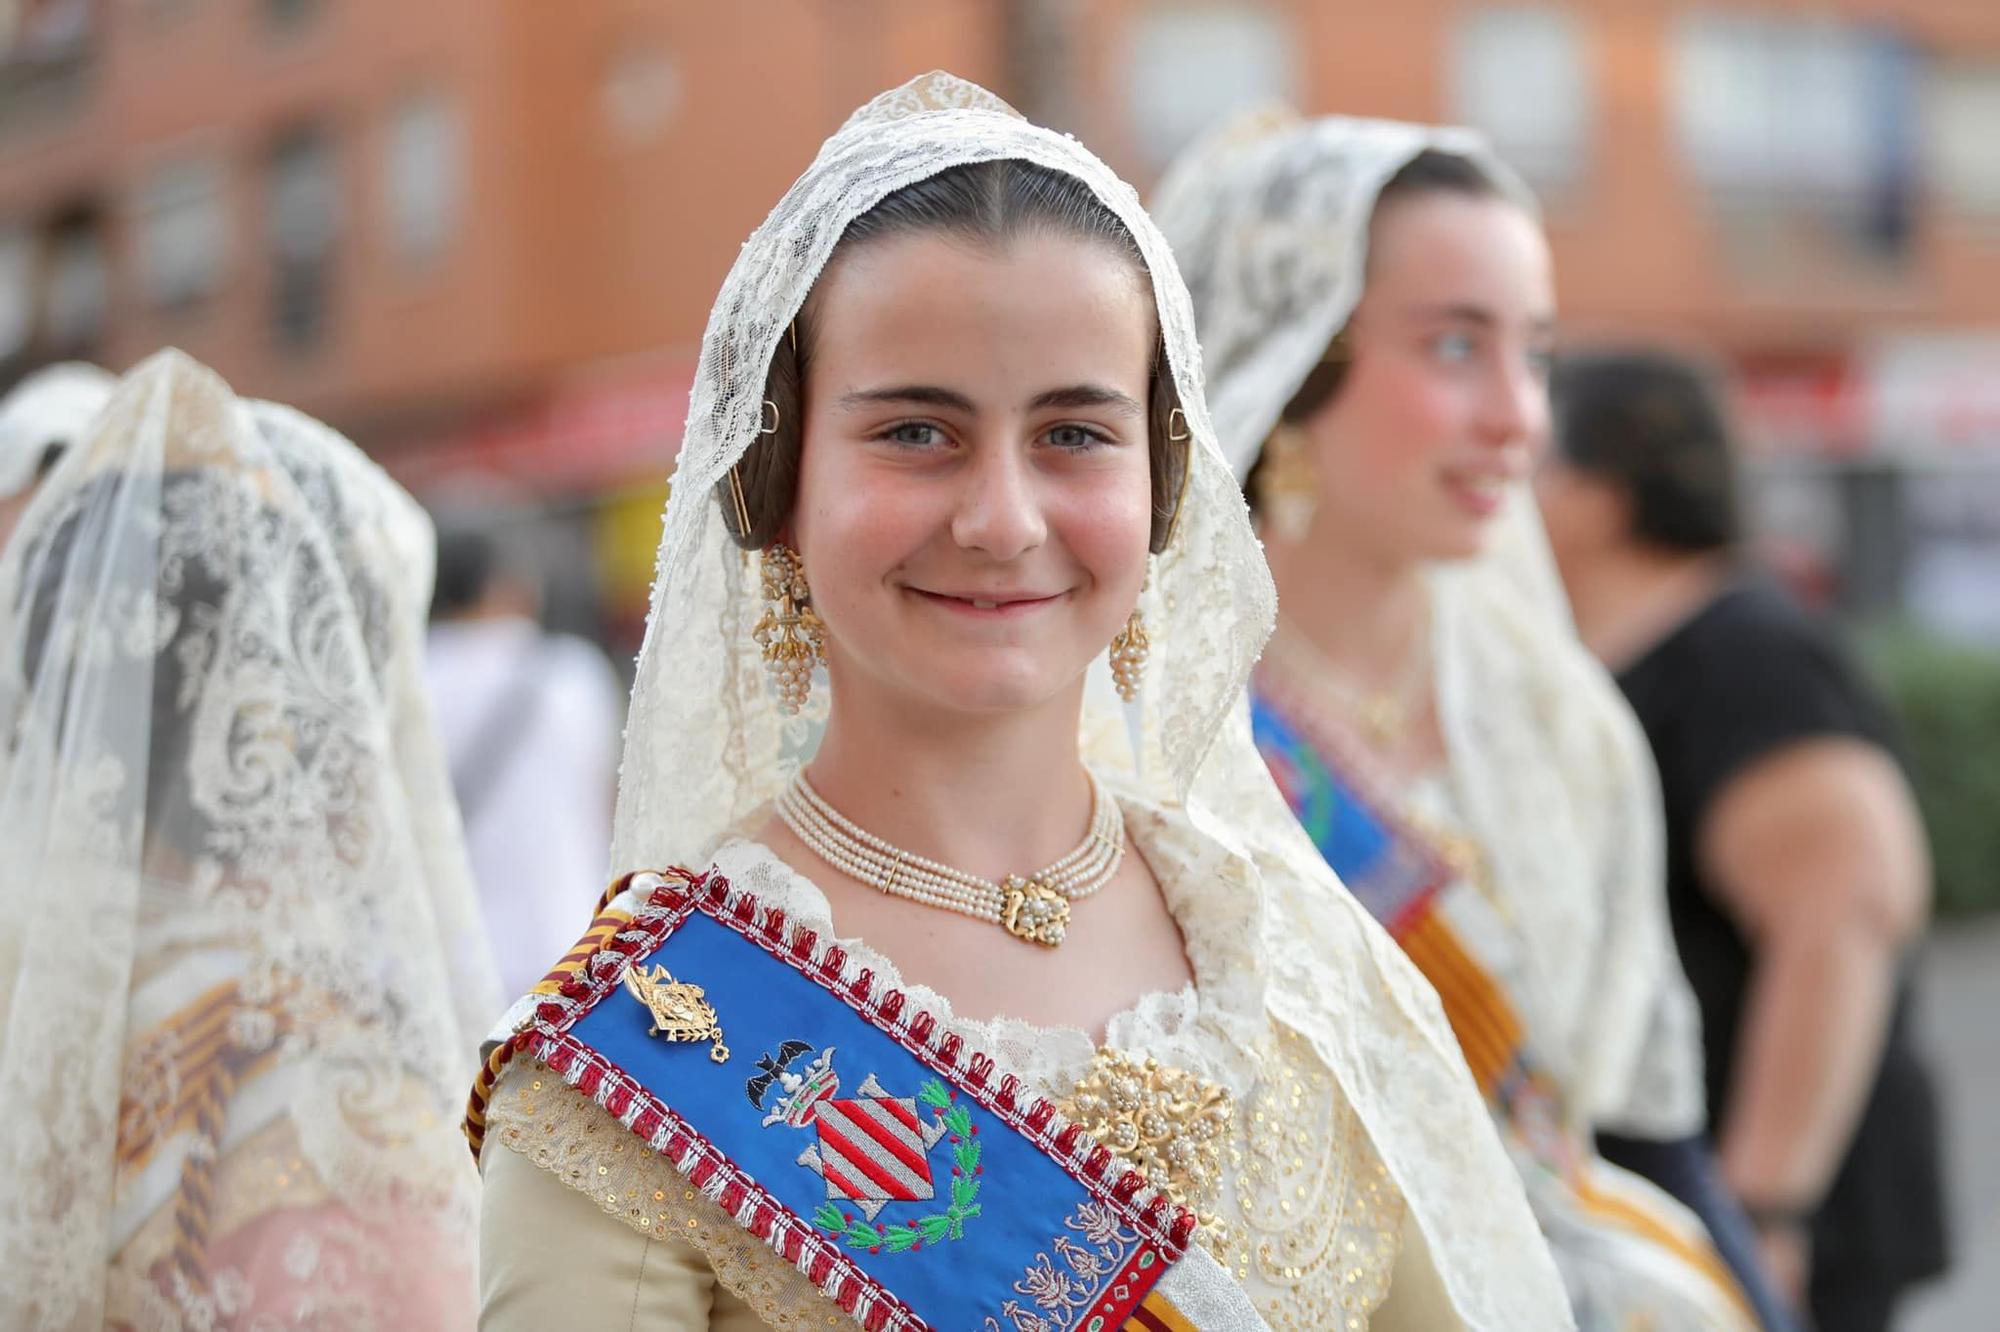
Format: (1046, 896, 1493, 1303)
(924, 670, 1076, 717)
(1419, 512, 1504, 564)
(832, 623, 1104, 720)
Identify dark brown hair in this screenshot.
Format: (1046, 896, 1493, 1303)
(718, 158, 1188, 553)
(1551, 348, 1741, 552)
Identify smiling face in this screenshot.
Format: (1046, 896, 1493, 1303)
(787, 230, 1157, 720)
(1297, 190, 1554, 566)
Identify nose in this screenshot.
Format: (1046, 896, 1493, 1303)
(1476, 353, 1550, 451)
(950, 440, 1047, 560)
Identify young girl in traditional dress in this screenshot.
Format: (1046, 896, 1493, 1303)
(473, 73, 1569, 1331)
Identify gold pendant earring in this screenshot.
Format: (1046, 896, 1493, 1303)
(1256, 424, 1319, 544)
(1109, 568, 1152, 704)
(753, 543, 826, 714)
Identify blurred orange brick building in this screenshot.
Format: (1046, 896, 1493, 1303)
(2, 0, 1996, 626)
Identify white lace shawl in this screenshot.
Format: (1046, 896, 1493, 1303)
(1151, 109, 1703, 1137)
(606, 71, 1571, 1329)
(0, 362, 113, 500)
(0, 351, 501, 1328)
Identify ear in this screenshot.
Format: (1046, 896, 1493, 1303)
(1570, 467, 1636, 546)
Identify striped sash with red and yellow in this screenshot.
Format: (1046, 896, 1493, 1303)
(1252, 681, 1751, 1315)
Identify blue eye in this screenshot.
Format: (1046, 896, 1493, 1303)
(1431, 331, 1478, 363)
(880, 421, 946, 448)
(1045, 423, 1112, 451)
(1526, 346, 1556, 379)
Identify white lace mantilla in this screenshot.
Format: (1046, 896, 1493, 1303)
(0, 353, 500, 1328)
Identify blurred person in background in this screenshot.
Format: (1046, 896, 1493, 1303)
(0, 361, 113, 552)
(425, 497, 623, 1000)
(1539, 348, 1948, 1332)
(1155, 111, 1788, 1330)
(0, 351, 498, 1328)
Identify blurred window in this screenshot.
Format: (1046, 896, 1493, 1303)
(135, 154, 227, 309)
(3, 0, 90, 58)
(1928, 64, 2000, 221)
(263, 0, 319, 34)
(384, 89, 464, 263)
(44, 206, 106, 355)
(600, 42, 679, 147)
(1671, 13, 1918, 266)
(266, 125, 338, 350)
(1122, 3, 1299, 173)
(0, 225, 32, 359)
(1449, 6, 1591, 193)
(0, 0, 92, 138)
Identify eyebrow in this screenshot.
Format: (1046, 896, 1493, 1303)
(835, 383, 1144, 416)
(837, 385, 978, 414)
(1026, 385, 1144, 416)
(1411, 303, 1556, 336)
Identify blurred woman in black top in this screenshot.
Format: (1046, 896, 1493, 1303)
(1537, 348, 1948, 1332)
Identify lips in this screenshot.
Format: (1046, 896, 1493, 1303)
(1440, 467, 1520, 518)
(906, 587, 1067, 618)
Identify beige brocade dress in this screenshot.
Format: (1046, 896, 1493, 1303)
(478, 796, 1464, 1331)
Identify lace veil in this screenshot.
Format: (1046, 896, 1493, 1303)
(608, 73, 1570, 1328)
(1151, 110, 1703, 1136)
(0, 351, 500, 1327)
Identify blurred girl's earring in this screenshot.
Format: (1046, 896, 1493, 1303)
(1256, 424, 1318, 544)
(1109, 568, 1152, 704)
(753, 543, 825, 715)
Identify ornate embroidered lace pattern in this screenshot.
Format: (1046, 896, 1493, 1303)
(486, 801, 1408, 1328)
(0, 356, 498, 1329)
(487, 1026, 1404, 1330)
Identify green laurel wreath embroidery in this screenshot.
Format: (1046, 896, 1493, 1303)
(812, 1079, 982, 1253)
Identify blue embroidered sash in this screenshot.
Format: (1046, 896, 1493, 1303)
(1251, 695, 1450, 935)
(469, 869, 1258, 1332)
(1252, 685, 1551, 1120)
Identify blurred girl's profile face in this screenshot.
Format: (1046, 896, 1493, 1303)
(788, 228, 1156, 722)
(1295, 189, 1554, 567)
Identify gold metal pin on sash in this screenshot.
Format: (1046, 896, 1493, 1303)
(623, 964, 730, 1063)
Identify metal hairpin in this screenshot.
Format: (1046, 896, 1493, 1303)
(724, 399, 783, 538)
(726, 466, 752, 538)
(1161, 408, 1195, 551)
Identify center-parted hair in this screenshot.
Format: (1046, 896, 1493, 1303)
(720, 158, 1188, 553)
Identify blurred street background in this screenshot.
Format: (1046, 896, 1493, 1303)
(1, 3, 1994, 1324)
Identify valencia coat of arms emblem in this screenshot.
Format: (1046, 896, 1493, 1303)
(747, 1039, 984, 1251)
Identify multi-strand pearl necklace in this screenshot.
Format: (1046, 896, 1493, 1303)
(775, 770, 1125, 947)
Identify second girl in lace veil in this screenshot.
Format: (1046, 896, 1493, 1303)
(1153, 111, 1785, 1330)
(473, 72, 1570, 1331)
